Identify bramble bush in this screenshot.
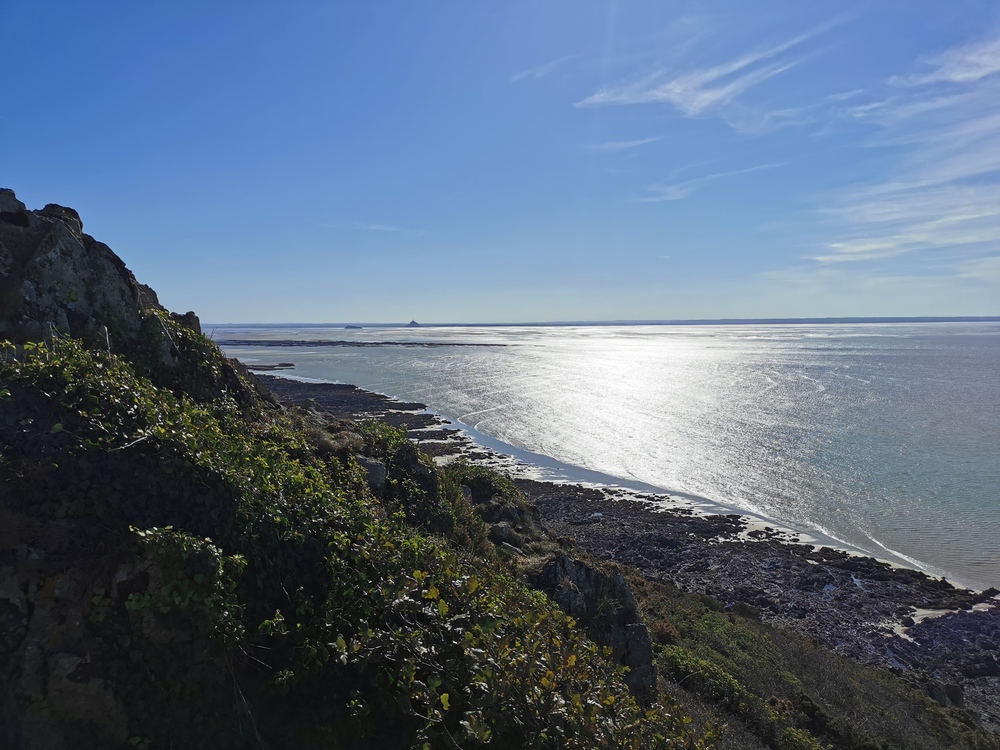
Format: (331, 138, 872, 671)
(0, 336, 709, 749)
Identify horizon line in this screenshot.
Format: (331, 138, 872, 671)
(205, 315, 1000, 328)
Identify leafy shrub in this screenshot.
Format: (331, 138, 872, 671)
(442, 459, 520, 503)
(359, 419, 455, 535)
(442, 459, 549, 550)
(0, 337, 708, 749)
(779, 727, 825, 750)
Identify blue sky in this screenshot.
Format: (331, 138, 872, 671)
(3, 1, 999, 322)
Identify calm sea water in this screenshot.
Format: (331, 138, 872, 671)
(213, 323, 1000, 591)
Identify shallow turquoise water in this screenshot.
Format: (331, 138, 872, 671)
(215, 323, 1000, 590)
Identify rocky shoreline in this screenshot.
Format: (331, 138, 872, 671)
(254, 372, 1000, 731)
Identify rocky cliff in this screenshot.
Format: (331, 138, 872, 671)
(0, 190, 693, 749)
(0, 189, 157, 347)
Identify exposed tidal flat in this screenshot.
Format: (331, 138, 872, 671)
(214, 321, 1000, 592)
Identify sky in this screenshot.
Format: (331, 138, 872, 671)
(3, 1, 1000, 323)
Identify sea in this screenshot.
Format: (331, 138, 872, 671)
(212, 322, 1000, 592)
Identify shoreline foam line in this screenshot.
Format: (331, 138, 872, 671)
(443, 413, 955, 580)
(258, 371, 968, 589)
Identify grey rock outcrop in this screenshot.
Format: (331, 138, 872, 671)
(0, 562, 130, 749)
(356, 455, 388, 493)
(525, 553, 657, 702)
(0, 188, 147, 348)
(0, 189, 277, 411)
(169, 310, 202, 336)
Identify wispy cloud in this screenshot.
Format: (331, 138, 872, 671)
(511, 54, 581, 84)
(641, 163, 782, 202)
(816, 187, 1000, 263)
(321, 222, 424, 235)
(891, 36, 1000, 86)
(956, 255, 1000, 283)
(588, 137, 659, 153)
(361, 224, 404, 232)
(576, 18, 845, 116)
(816, 33, 1000, 269)
(754, 262, 997, 315)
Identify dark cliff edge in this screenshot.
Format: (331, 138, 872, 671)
(0, 189, 997, 750)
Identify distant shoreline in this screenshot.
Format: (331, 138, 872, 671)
(217, 339, 506, 348)
(208, 316, 1000, 328)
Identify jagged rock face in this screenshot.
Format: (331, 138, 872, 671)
(527, 553, 657, 703)
(0, 188, 268, 412)
(0, 188, 146, 347)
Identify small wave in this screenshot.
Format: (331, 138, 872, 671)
(268, 373, 340, 385)
(457, 404, 509, 424)
(867, 536, 939, 577)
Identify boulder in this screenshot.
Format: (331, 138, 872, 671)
(926, 680, 965, 708)
(0, 188, 147, 348)
(37, 204, 84, 236)
(488, 521, 524, 548)
(356, 455, 388, 493)
(0, 189, 31, 228)
(170, 310, 202, 335)
(525, 553, 657, 702)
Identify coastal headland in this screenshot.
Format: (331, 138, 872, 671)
(258, 373, 1000, 731)
(3, 187, 998, 749)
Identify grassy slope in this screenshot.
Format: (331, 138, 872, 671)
(627, 568, 1000, 750)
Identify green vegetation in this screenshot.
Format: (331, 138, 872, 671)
(0, 327, 707, 749)
(627, 573, 1000, 750)
(3, 319, 998, 750)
